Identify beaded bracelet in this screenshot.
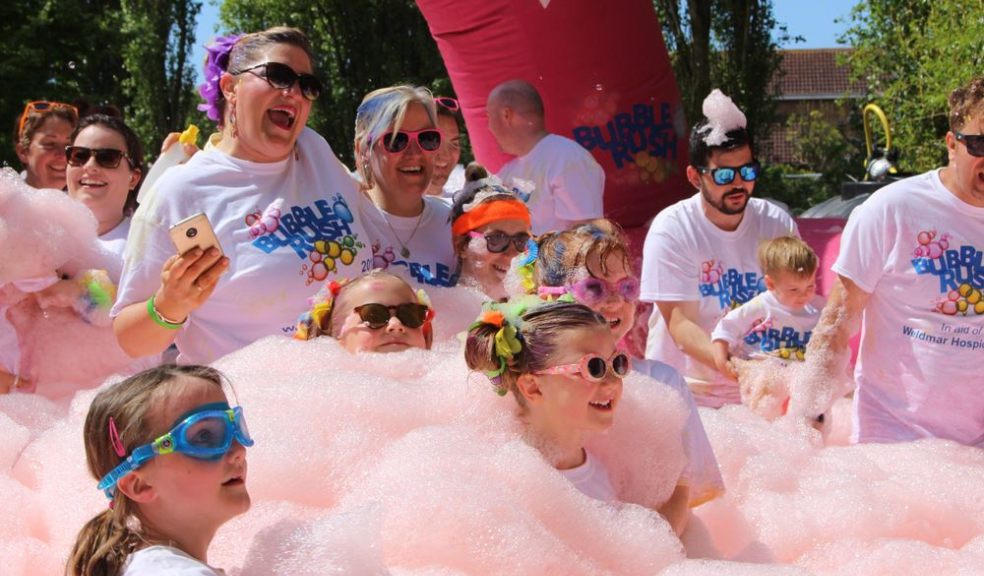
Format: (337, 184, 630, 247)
(147, 296, 186, 330)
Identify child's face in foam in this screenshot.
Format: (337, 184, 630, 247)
(574, 250, 637, 343)
(766, 270, 817, 309)
(529, 325, 623, 435)
(461, 218, 530, 300)
(335, 276, 428, 353)
(137, 376, 250, 533)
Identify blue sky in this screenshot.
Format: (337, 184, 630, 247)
(191, 0, 859, 83)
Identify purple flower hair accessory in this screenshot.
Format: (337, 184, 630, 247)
(197, 33, 243, 122)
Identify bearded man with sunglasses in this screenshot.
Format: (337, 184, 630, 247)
(799, 76, 984, 447)
(640, 90, 798, 408)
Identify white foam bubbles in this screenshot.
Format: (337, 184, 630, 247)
(700, 90, 747, 146)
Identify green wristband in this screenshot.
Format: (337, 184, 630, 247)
(147, 296, 186, 330)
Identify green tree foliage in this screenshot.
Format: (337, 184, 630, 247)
(120, 0, 203, 159)
(219, 0, 450, 165)
(652, 0, 794, 145)
(842, 0, 984, 172)
(0, 0, 202, 169)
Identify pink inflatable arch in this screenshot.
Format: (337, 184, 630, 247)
(416, 0, 691, 228)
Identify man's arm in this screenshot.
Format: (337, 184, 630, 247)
(791, 275, 870, 417)
(656, 300, 717, 371)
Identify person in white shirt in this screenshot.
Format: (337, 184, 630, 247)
(487, 79, 604, 235)
(112, 28, 373, 365)
(354, 85, 458, 288)
(712, 236, 825, 373)
(640, 90, 797, 408)
(800, 76, 984, 446)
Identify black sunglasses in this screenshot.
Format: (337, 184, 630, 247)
(65, 146, 130, 169)
(954, 132, 984, 157)
(379, 129, 443, 154)
(353, 303, 430, 329)
(238, 62, 322, 101)
(469, 231, 530, 254)
(697, 161, 761, 186)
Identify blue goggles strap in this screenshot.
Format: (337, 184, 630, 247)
(96, 406, 253, 500)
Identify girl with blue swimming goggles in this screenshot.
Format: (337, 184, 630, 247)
(97, 401, 254, 499)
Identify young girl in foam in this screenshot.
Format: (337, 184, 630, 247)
(450, 163, 532, 301)
(294, 270, 434, 352)
(68, 364, 252, 576)
(466, 299, 629, 504)
(531, 220, 725, 513)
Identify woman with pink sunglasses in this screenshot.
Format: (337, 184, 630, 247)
(354, 85, 457, 288)
(426, 96, 464, 200)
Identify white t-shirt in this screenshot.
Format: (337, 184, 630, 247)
(832, 169, 984, 446)
(632, 357, 725, 507)
(711, 290, 825, 361)
(640, 194, 798, 407)
(122, 545, 225, 575)
(95, 217, 131, 283)
(497, 134, 605, 235)
(358, 194, 458, 287)
(560, 449, 616, 503)
(113, 128, 373, 364)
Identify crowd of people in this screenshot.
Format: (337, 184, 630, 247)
(1, 24, 981, 576)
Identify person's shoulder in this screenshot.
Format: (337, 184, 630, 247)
(650, 194, 699, 229)
(632, 357, 686, 387)
(123, 546, 220, 575)
(545, 134, 598, 161)
(860, 170, 940, 211)
(424, 195, 453, 220)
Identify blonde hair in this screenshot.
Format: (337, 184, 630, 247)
(757, 236, 818, 278)
(353, 85, 438, 187)
(534, 219, 631, 289)
(67, 365, 226, 576)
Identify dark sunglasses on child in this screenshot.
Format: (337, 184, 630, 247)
(65, 146, 131, 169)
(354, 303, 430, 329)
(468, 231, 531, 253)
(379, 129, 443, 154)
(698, 161, 761, 186)
(954, 132, 984, 157)
(237, 62, 322, 101)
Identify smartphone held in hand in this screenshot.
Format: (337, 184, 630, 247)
(169, 212, 223, 257)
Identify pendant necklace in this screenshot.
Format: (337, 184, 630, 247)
(383, 202, 425, 259)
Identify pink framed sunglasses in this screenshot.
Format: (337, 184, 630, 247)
(535, 352, 631, 382)
(378, 128, 443, 154)
(435, 96, 460, 112)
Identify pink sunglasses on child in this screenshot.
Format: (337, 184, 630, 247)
(535, 352, 631, 382)
(538, 277, 641, 306)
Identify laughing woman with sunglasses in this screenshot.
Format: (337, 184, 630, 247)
(354, 85, 458, 288)
(112, 27, 373, 365)
(449, 163, 532, 301)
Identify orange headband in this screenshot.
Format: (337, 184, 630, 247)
(451, 199, 531, 236)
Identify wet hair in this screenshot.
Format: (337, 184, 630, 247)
(534, 219, 631, 288)
(69, 114, 145, 217)
(757, 236, 818, 278)
(948, 75, 984, 132)
(465, 301, 607, 407)
(13, 103, 78, 150)
(217, 27, 315, 125)
(353, 84, 438, 188)
(67, 364, 226, 576)
(302, 270, 433, 348)
(488, 79, 544, 119)
(688, 121, 754, 168)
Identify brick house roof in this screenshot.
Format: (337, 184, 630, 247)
(773, 48, 867, 100)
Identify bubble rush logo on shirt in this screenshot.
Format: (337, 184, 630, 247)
(743, 318, 811, 360)
(910, 230, 984, 316)
(698, 260, 764, 309)
(251, 195, 368, 285)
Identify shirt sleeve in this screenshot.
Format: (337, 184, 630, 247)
(640, 212, 699, 302)
(549, 147, 605, 221)
(111, 200, 175, 316)
(830, 198, 889, 294)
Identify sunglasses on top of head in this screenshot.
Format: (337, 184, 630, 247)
(353, 302, 431, 329)
(65, 146, 131, 169)
(434, 96, 460, 113)
(697, 161, 761, 186)
(18, 100, 79, 137)
(237, 62, 322, 101)
(954, 132, 984, 157)
(378, 129, 443, 154)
